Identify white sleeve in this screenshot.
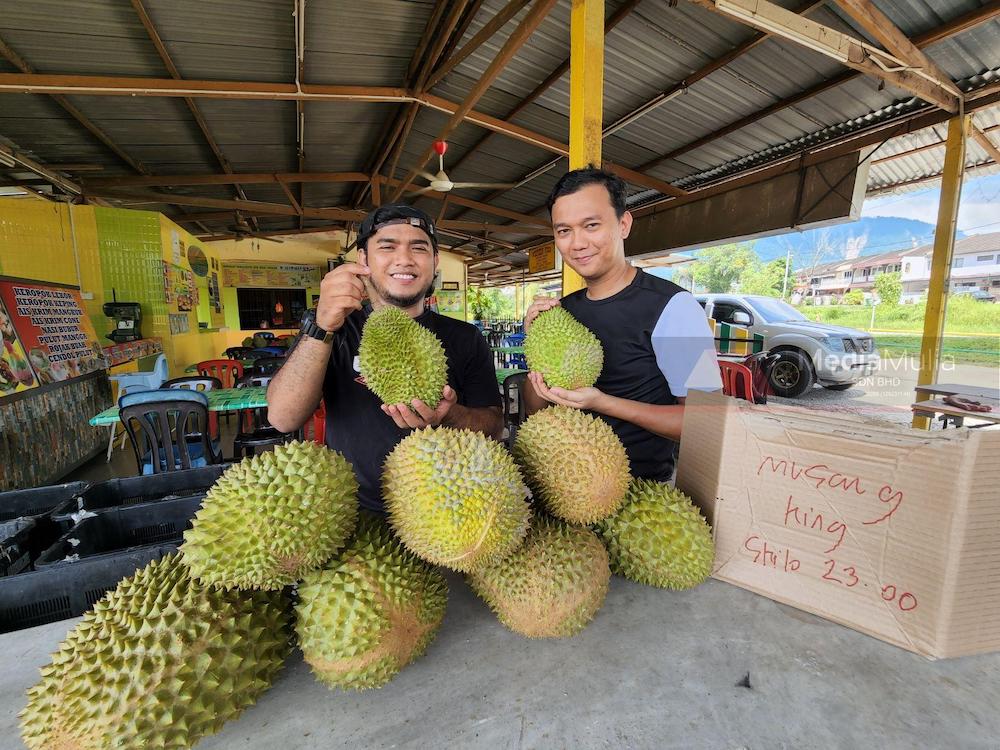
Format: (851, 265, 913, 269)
(650, 292, 722, 397)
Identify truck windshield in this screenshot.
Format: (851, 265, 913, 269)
(749, 297, 808, 323)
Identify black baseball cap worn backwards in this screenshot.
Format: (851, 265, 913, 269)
(356, 203, 438, 252)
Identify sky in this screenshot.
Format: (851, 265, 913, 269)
(862, 172, 1000, 235)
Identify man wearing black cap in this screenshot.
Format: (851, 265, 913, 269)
(268, 203, 503, 513)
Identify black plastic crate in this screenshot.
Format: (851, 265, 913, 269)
(0, 518, 36, 577)
(0, 481, 89, 522)
(37, 495, 203, 568)
(53, 465, 228, 523)
(0, 547, 172, 633)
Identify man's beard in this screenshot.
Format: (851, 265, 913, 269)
(368, 275, 433, 309)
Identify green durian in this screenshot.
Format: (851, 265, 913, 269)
(359, 305, 448, 409)
(513, 405, 630, 524)
(182, 440, 358, 590)
(524, 306, 603, 389)
(20, 555, 290, 750)
(383, 427, 531, 572)
(295, 514, 448, 690)
(594, 479, 714, 590)
(468, 517, 610, 638)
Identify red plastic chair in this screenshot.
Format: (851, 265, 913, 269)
(196, 359, 245, 389)
(719, 360, 756, 402)
(306, 401, 326, 445)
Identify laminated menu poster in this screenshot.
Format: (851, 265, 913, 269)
(0, 278, 105, 398)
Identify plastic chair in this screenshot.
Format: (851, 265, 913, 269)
(119, 390, 222, 475)
(162, 376, 223, 439)
(105, 353, 170, 462)
(196, 359, 244, 389)
(719, 361, 756, 402)
(252, 357, 285, 377)
(502, 372, 528, 449)
(255, 346, 287, 357)
(224, 346, 256, 360)
(232, 376, 296, 458)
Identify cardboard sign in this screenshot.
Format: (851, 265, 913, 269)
(0, 279, 104, 396)
(676, 391, 1000, 659)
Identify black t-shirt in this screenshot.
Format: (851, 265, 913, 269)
(560, 269, 721, 481)
(323, 307, 502, 513)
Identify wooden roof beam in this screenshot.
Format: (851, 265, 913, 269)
(85, 172, 370, 188)
(0, 143, 81, 195)
(0, 36, 149, 176)
(831, 0, 963, 100)
(391, 0, 561, 200)
(691, 0, 959, 112)
(638, 2, 999, 174)
(130, 0, 259, 229)
(423, 0, 533, 91)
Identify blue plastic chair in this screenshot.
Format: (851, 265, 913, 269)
(118, 389, 222, 475)
(105, 353, 170, 461)
(108, 353, 169, 393)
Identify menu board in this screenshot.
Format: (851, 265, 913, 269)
(223, 262, 321, 288)
(0, 278, 105, 398)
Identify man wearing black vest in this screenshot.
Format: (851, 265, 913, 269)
(268, 203, 502, 513)
(523, 168, 721, 481)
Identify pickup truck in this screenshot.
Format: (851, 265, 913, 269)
(695, 294, 880, 398)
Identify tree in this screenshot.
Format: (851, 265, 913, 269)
(691, 244, 757, 293)
(738, 257, 787, 297)
(873, 271, 902, 306)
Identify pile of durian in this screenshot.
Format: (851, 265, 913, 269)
(20, 306, 714, 750)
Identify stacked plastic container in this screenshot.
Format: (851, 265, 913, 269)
(0, 465, 228, 633)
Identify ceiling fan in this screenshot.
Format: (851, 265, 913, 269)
(408, 140, 519, 196)
(228, 213, 284, 243)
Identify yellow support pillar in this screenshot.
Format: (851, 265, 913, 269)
(912, 114, 970, 429)
(562, 0, 604, 296)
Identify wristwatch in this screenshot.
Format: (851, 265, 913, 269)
(299, 317, 335, 344)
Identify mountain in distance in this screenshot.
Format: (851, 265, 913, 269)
(746, 216, 965, 267)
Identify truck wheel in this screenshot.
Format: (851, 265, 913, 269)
(768, 350, 815, 398)
(823, 383, 854, 391)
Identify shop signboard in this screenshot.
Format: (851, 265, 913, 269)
(0, 277, 104, 398)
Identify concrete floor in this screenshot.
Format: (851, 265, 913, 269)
(2, 574, 997, 750)
(772, 358, 999, 426)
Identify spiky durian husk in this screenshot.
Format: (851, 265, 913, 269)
(524, 307, 603, 390)
(295, 514, 448, 690)
(383, 427, 531, 572)
(468, 517, 609, 638)
(20, 555, 290, 750)
(594, 479, 714, 590)
(513, 406, 630, 524)
(358, 306, 448, 409)
(181, 440, 358, 590)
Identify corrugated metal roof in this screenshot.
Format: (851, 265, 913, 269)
(0, 0, 996, 253)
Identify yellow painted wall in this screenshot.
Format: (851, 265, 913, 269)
(0, 197, 239, 379)
(0, 200, 104, 334)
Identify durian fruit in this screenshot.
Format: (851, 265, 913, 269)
(182, 440, 358, 590)
(358, 305, 448, 409)
(383, 427, 531, 572)
(468, 517, 610, 638)
(524, 306, 603, 390)
(20, 555, 290, 750)
(242, 336, 255, 348)
(295, 514, 448, 690)
(513, 406, 630, 524)
(594, 478, 714, 590)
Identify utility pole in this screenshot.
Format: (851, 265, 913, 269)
(781, 246, 791, 299)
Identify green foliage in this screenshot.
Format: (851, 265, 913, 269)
(873, 271, 902, 306)
(841, 290, 865, 305)
(739, 256, 788, 297)
(798, 296, 1000, 334)
(467, 287, 515, 321)
(692, 243, 757, 293)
